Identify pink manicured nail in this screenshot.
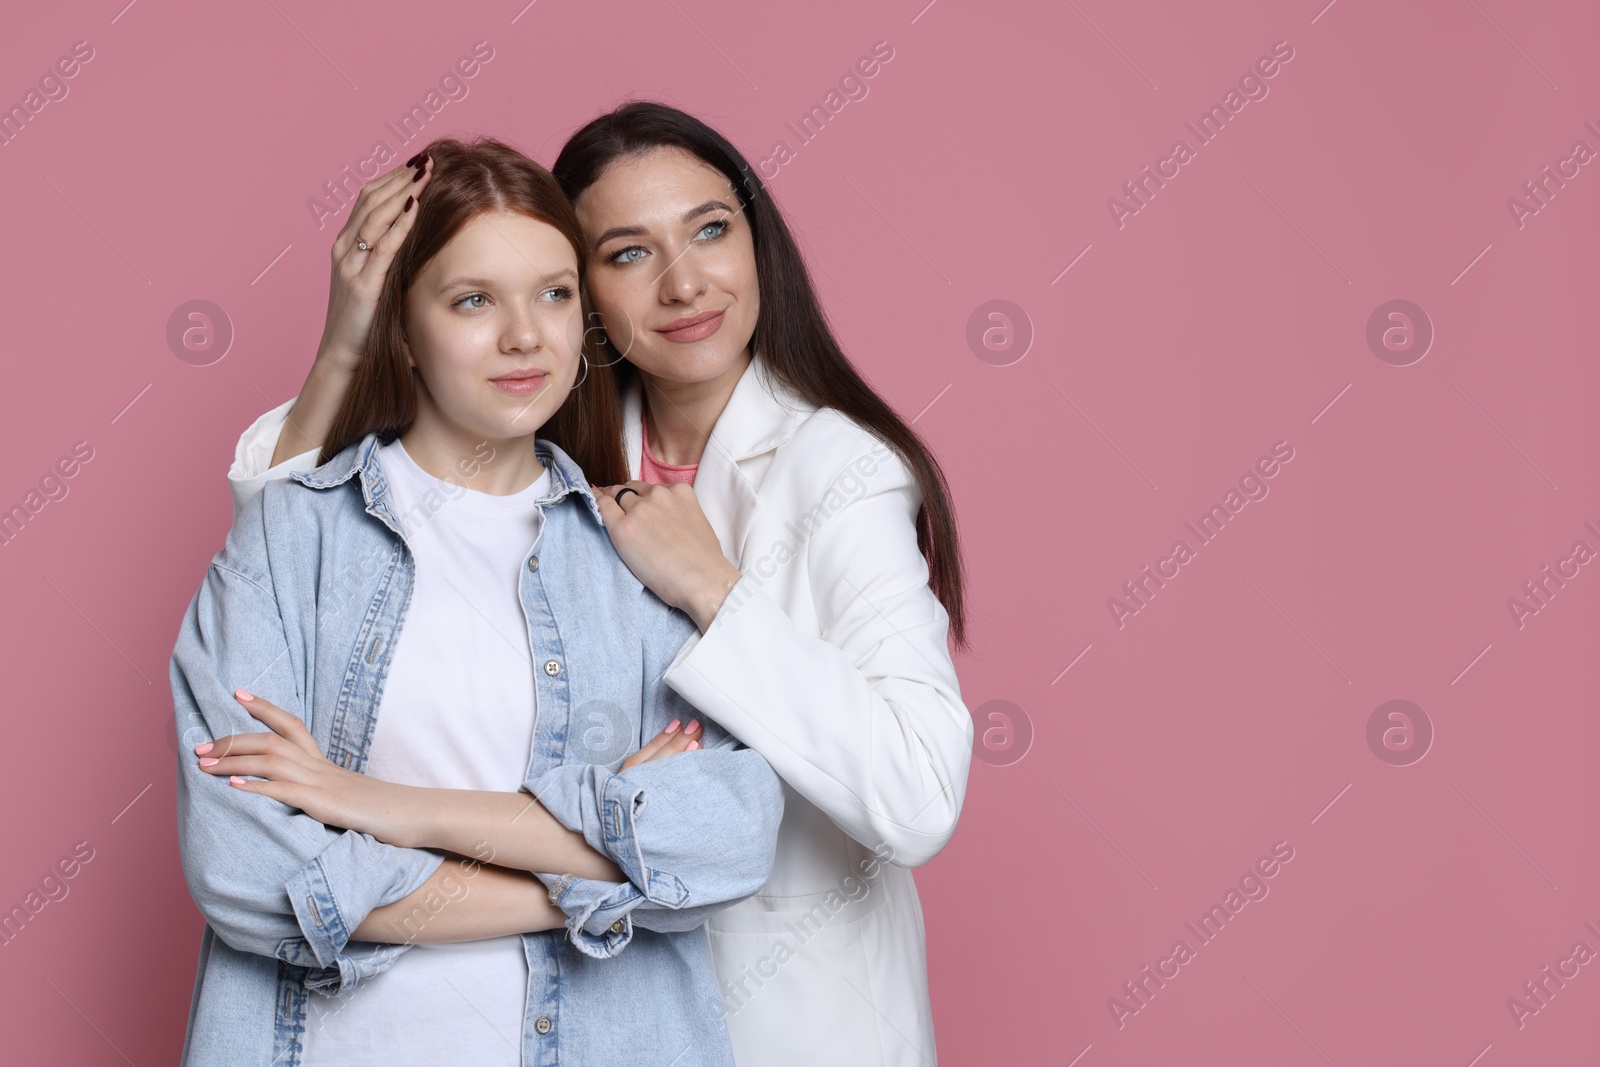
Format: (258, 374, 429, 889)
(665, 719, 681, 734)
(229, 776, 247, 785)
(685, 720, 701, 734)
(193, 742, 213, 755)
(235, 689, 254, 702)
(199, 757, 220, 767)
(686, 740, 700, 751)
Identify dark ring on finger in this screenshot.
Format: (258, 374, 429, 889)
(614, 487, 639, 505)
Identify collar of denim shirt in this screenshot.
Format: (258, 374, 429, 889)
(291, 432, 607, 534)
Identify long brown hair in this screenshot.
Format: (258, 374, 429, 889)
(553, 103, 969, 646)
(322, 136, 628, 486)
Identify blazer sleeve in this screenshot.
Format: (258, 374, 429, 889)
(172, 493, 446, 994)
(228, 399, 320, 521)
(663, 434, 974, 869)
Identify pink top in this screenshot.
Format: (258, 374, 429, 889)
(639, 416, 699, 485)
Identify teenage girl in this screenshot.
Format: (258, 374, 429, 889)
(175, 137, 782, 1067)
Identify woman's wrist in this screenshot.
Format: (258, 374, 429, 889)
(686, 562, 743, 632)
(312, 338, 364, 380)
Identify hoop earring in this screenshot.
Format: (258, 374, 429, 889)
(571, 352, 590, 390)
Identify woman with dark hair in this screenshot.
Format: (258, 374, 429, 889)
(228, 103, 973, 1066)
(174, 136, 782, 1067)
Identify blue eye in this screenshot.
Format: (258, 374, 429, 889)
(609, 246, 647, 265)
(696, 219, 728, 241)
(542, 285, 575, 302)
(455, 292, 489, 309)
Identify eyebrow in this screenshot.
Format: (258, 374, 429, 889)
(435, 267, 578, 294)
(591, 200, 737, 250)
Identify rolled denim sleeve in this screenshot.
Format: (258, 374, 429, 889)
(523, 675, 783, 959)
(172, 503, 445, 993)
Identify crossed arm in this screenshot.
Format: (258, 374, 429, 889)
(201, 692, 707, 946)
(197, 687, 773, 960)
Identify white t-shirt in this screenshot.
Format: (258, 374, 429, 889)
(302, 437, 550, 1067)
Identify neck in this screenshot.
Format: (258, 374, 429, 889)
(639, 349, 752, 466)
(400, 408, 546, 495)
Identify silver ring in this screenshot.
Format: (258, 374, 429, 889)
(355, 238, 370, 252)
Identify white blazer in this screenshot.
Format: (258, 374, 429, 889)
(227, 353, 974, 1066)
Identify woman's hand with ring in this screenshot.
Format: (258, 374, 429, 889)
(320, 153, 434, 376)
(595, 481, 743, 631)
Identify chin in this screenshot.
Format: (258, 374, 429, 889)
(636, 337, 750, 386)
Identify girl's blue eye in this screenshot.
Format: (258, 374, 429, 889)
(610, 246, 647, 265)
(542, 286, 575, 302)
(456, 292, 489, 309)
(696, 219, 728, 241)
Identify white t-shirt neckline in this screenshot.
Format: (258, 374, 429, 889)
(380, 436, 552, 515)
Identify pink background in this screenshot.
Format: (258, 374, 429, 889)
(1, 0, 1597, 1062)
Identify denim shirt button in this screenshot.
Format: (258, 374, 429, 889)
(526, 555, 539, 572)
(543, 659, 561, 676)
(610, 919, 625, 933)
(534, 1015, 554, 1035)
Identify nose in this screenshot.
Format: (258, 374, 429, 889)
(656, 244, 709, 305)
(500, 300, 544, 354)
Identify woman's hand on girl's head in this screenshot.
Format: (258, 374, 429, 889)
(270, 154, 435, 467)
(620, 717, 702, 770)
(193, 689, 421, 846)
(317, 153, 434, 375)
(594, 481, 744, 632)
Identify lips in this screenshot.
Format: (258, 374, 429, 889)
(489, 369, 549, 396)
(656, 309, 725, 343)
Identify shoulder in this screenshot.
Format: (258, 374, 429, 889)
(780, 406, 916, 501)
(219, 457, 367, 579)
(259, 464, 358, 529)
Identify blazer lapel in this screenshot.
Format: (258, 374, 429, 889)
(621, 376, 646, 481)
(694, 432, 761, 565)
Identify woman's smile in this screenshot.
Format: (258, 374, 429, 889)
(656, 308, 725, 343)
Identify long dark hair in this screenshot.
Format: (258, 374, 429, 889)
(553, 103, 968, 646)
(322, 136, 628, 486)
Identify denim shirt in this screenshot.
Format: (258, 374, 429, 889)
(171, 433, 784, 1067)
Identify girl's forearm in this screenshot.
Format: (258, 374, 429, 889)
(352, 855, 568, 944)
(395, 786, 624, 883)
